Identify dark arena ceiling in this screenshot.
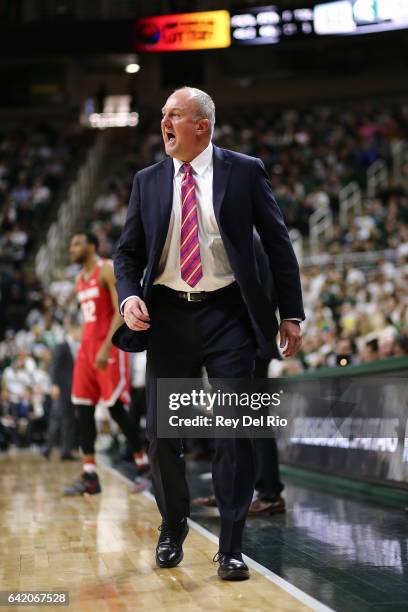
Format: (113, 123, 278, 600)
(1, 0, 322, 24)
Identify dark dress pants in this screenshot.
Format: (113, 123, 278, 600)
(146, 283, 256, 553)
(45, 398, 77, 456)
(252, 357, 284, 501)
(253, 438, 284, 501)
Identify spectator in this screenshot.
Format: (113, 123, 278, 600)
(43, 317, 80, 460)
(393, 334, 408, 357)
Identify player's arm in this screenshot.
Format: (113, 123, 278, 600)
(95, 260, 123, 370)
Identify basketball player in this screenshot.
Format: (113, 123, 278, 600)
(64, 232, 146, 495)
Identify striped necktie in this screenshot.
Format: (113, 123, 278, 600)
(180, 162, 203, 287)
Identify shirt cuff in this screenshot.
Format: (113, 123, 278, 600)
(120, 295, 139, 315)
(283, 318, 302, 322)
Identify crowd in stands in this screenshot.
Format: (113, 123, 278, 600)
(0, 120, 92, 448)
(292, 257, 408, 373)
(0, 341, 52, 450)
(0, 121, 92, 333)
(1, 102, 408, 448)
(83, 102, 408, 256)
(82, 102, 408, 374)
(215, 102, 408, 241)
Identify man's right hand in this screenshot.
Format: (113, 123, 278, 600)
(123, 297, 150, 331)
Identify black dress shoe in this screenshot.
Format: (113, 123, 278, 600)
(156, 519, 189, 568)
(214, 552, 250, 581)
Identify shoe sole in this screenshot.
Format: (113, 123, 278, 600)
(155, 525, 189, 568)
(218, 568, 250, 581)
(62, 487, 102, 496)
(248, 507, 286, 517)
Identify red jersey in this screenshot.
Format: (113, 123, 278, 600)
(76, 259, 113, 342)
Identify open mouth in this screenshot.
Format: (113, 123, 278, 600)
(165, 130, 176, 145)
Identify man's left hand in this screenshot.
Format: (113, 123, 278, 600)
(94, 346, 110, 370)
(279, 320, 302, 358)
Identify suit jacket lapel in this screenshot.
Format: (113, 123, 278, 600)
(212, 145, 231, 225)
(155, 157, 174, 257)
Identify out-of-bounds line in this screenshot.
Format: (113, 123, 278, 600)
(187, 518, 334, 612)
(100, 461, 335, 612)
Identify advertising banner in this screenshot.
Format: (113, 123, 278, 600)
(157, 376, 408, 487)
(134, 10, 231, 52)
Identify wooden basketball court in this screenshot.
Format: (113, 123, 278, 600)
(0, 453, 319, 611)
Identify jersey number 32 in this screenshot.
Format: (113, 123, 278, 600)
(81, 300, 97, 323)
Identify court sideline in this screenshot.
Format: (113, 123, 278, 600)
(0, 453, 331, 611)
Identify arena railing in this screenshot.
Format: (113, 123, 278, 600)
(35, 130, 111, 284)
(339, 182, 362, 228)
(292, 355, 408, 379)
(367, 159, 388, 198)
(301, 248, 395, 269)
(309, 203, 333, 254)
(309, 142, 405, 254)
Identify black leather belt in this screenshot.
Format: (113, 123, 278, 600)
(154, 282, 237, 303)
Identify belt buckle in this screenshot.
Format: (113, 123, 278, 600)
(187, 292, 201, 302)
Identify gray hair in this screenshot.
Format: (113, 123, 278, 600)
(174, 86, 215, 135)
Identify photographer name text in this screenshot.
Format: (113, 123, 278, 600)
(168, 415, 288, 428)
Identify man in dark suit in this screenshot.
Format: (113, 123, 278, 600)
(113, 87, 304, 580)
(43, 317, 80, 460)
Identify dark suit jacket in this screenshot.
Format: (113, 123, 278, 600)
(113, 144, 304, 359)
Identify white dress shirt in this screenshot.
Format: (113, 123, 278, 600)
(154, 142, 234, 291)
